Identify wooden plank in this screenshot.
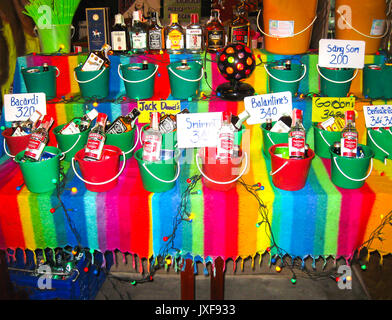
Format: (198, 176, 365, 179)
(210, 257, 224, 300)
(181, 258, 195, 300)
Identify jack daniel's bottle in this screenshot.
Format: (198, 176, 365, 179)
(148, 10, 164, 54)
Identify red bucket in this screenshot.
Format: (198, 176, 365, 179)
(2, 128, 32, 157)
(72, 145, 126, 192)
(196, 147, 248, 192)
(269, 143, 315, 191)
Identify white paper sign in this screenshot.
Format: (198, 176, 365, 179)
(318, 39, 366, 69)
(4, 93, 47, 122)
(177, 112, 222, 148)
(363, 105, 392, 128)
(244, 91, 293, 125)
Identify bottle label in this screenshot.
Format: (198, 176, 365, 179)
(149, 30, 163, 50)
(207, 30, 224, 49)
(143, 134, 161, 162)
(60, 121, 80, 135)
(217, 132, 234, 159)
(131, 32, 147, 49)
(107, 120, 127, 134)
(111, 31, 127, 51)
(159, 118, 176, 134)
(341, 132, 357, 157)
(85, 133, 105, 160)
(167, 30, 184, 50)
(231, 26, 249, 45)
(186, 29, 202, 50)
(25, 133, 46, 160)
(288, 131, 305, 157)
(81, 53, 104, 72)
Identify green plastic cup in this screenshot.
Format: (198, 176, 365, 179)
(260, 122, 288, 159)
(329, 144, 374, 189)
(105, 126, 137, 159)
(167, 61, 203, 99)
(313, 124, 341, 159)
(134, 148, 180, 193)
(22, 65, 58, 100)
(119, 63, 157, 100)
(266, 63, 306, 96)
(36, 24, 74, 54)
(14, 146, 61, 193)
(53, 124, 90, 162)
(318, 66, 356, 97)
(366, 128, 392, 162)
(74, 65, 110, 99)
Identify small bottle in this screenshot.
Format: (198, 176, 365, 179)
(340, 110, 358, 158)
(143, 112, 162, 162)
(111, 13, 130, 53)
(148, 10, 164, 54)
(284, 60, 291, 70)
(265, 118, 272, 131)
(159, 108, 189, 134)
(231, 110, 250, 131)
(176, 59, 190, 70)
(106, 108, 141, 134)
(84, 113, 108, 161)
(228, 3, 251, 47)
(60, 109, 99, 135)
(42, 63, 49, 72)
(205, 9, 225, 53)
(23, 115, 54, 162)
(217, 111, 235, 159)
(185, 13, 203, 54)
(165, 13, 185, 54)
(130, 10, 148, 54)
(81, 44, 111, 71)
(142, 60, 148, 70)
(288, 109, 306, 159)
(12, 110, 42, 136)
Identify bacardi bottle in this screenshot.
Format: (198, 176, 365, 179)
(205, 9, 225, 53)
(340, 110, 358, 158)
(288, 108, 306, 159)
(130, 10, 148, 54)
(228, 3, 251, 47)
(165, 13, 185, 54)
(84, 113, 108, 161)
(106, 108, 141, 134)
(185, 13, 203, 54)
(60, 109, 98, 135)
(148, 10, 164, 54)
(217, 111, 235, 159)
(143, 112, 162, 162)
(111, 13, 130, 53)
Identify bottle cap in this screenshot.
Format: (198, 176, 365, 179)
(346, 110, 355, 121)
(97, 113, 108, 125)
(115, 13, 124, 24)
(222, 111, 232, 123)
(295, 108, 302, 120)
(191, 13, 198, 24)
(87, 108, 99, 120)
(133, 10, 140, 21)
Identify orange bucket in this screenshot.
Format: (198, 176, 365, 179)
(335, 0, 387, 55)
(259, 0, 318, 55)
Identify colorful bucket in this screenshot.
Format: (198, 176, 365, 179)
(14, 146, 61, 194)
(118, 63, 158, 100)
(53, 124, 90, 162)
(313, 124, 341, 159)
(105, 125, 138, 160)
(141, 124, 177, 150)
(74, 65, 110, 99)
(134, 148, 181, 193)
(167, 61, 203, 99)
(35, 24, 74, 54)
(265, 63, 306, 96)
(72, 145, 126, 192)
(269, 143, 315, 191)
(260, 122, 288, 159)
(2, 128, 32, 157)
(366, 128, 392, 162)
(21, 65, 58, 100)
(329, 144, 374, 189)
(317, 66, 357, 97)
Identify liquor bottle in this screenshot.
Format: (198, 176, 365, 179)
(185, 13, 203, 54)
(12, 110, 42, 136)
(270, 113, 292, 133)
(165, 13, 185, 54)
(43, 63, 49, 72)
(159, 108, 189, 134)
(84, 113, 108, 161)
(284, 60, 291, 70)
(111, 13, 130, 53)
(288, 108, 306, 159)
(340, 110, 358, 158)
(130, 10, 148, 54)
(228, 3, 251, 47)
(106, 108, 141, 134)
(217, 111, 235, 159)
(143, 112, 162, 162)
(231, 110, 250, 131)
(81, 44, 111, 71)
(265, 118, 272, 131)
(23, 115, 54, 161)
(148, 10, 164, 54)
(60, 109, 99, 135)
(205, 9, 225, 53)
(142, 60, 148, 69)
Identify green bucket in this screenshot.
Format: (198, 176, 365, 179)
(14, 146, 61, 194)
(106, 125, 137, 159)
(260, 122, 288, 158)
(118, 63, 158, 99)
(366, 128, 392, 162)
(141, 124, 177, 150)
(329, 144, 374, 189)
(134, 148, 181, 193)
(363, 64, 392, 99)
(53, 124, 90, 162)
(74, 65, 110, 99)
(35, 24, 74, 54)
(317, 66, 356, 97)
(265, 63, 306, 96)
(167, 61, 203, 99)
(22, 65, 58, 100)
(313, 124, 341, 159)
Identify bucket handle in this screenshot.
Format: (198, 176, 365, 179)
(266, 132, 275, 145)
(368, 129, 389, 165)
(71, 151, 127, 186)
(195, 151, 249, 185)
(256, 10, 318, 39)
(142, 150, 181, 183)
(3, 139, 15, 158)
(118, 64, 159, 83)
(74, 67, 107, 84)
(269, 161, 289, 176)
(333, 156, 373, 182)
(336, 10, 390, 39)
(57, 135, 82, 157)
(123, 123, 140, 155)
(264, 63, 307, 84)
(34, 25, 75, 38)
(318, 129, 331, 147)
(316, 64, 358, 84)
(167, 66, 204, 82)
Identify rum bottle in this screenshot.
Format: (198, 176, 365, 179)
(185, 13, 203, 54)
(84, 113, 108, 161)
(130, 10, 148, 54)
(143, 112, 162, 162)
(148, 10, 164, 54)
(217, 111, 235, 159)
(228, 4, 251, 47)
(111, 13, 130, 53)
(205, 9, 225, 53)
(165, 13, 185, 54)
(107, 108, 141, 134)
(340, 110, 358, 158)
(288, 108, 306, 159)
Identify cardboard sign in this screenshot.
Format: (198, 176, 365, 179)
(137, 100, 181, 123)
(177, 112, 222, 148)
(363, 105, 392, 128)
(318, 39, 366, 69)
(4, 93, 47, 122)
(244, 91, 292, 125)
(312, 97, 355, 122)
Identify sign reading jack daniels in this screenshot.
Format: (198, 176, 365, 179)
(163, 0, 202, 22)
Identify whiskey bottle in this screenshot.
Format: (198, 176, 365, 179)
(288, 109, 306, 159)
(111, 13, 130, 53)
(185, 13, 203, 54)
(228, 3, 251, 47)
(130, 10, 148, 54)
(340, 110, 358, 158)
(148, 10, 164, 54)
(107, 108, 141, 134)
(81, 44, 111, 71)
(165, 13, 185, 54)
(84, 113, 108, 161)
(205, 9, 225, 53)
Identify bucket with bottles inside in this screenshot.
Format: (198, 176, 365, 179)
(317, 66, 358, 97)
(22, 64, 59, 100)
(366, 127, 392, 163)
(260, 115, 291, 159)
(313, 117, 345, 159)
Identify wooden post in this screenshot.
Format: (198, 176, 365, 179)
(210, 257, 224, 300)
(180, 258, 195, 300)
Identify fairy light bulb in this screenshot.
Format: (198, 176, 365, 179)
(92, 102, 99, 108)
(275, 266, 281, 272)
(71, 187, 78, 194)
(163, 236, 169, 242)
(83, 267, 89, 273)
(290, 277, 296, 284)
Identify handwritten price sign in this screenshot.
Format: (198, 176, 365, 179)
(363, 105, 392, 128)
(4, 93, 46, 122)
(312, 97, 355, 122)
(318, 39, 365, 69)
(137, 100, 181, 123)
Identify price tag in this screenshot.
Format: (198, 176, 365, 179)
(137, 100, 181, 123)
(318, 39, 366, 69)
(244, 91, 292, 125)
(363, 105, 392, 128)
(177, 112, 222, 148)
(4, 93, 47, 122)
(312, 96, 355, 122)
